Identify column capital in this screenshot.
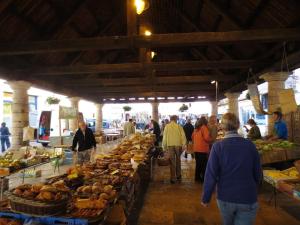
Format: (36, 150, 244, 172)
(68, 96, 80, 102)
(260, 72, 289, 82)
(225, 92, 240, 99)
(95, 103, 104, 109)
(8, 80, 31, 91)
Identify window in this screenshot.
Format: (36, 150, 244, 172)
(29, 96, 38, 111)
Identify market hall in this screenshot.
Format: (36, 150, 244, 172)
(0, 0, 300, 224)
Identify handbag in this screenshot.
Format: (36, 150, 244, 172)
(157, 150, 170, 166)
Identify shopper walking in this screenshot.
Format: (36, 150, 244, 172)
(151, 119, 161, 146)
(123, 119, 135, 137)
(162, 115, 186, 184)
(183, 119, 194, 158)
(202, 113, 262, 225)
(244, 119, 261, 140)
(72, 122, 97, 164)
(192, 117, 211, 182)
(0, 122, 10, 152)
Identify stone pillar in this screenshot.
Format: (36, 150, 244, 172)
(95, 103, 103, 133)
(69, 97, 80, 132)
(211, 101, 218, 116)
(260, 72, 289, 134)
(8, 81, 31, 150)
(151, 102, 159, 122)
(225, 92, 240, 118)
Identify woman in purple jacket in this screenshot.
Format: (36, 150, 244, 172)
(201, 113, 262, 225)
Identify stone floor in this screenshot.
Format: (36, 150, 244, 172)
(138, 155, 300, 225)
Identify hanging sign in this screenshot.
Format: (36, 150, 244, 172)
(278, 88, 298, 114)
(59, 106, 77, 119)
(248, 83, 268, 115)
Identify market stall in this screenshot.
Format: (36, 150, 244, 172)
(0, 133, 155, 225)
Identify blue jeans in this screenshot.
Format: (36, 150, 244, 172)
(217, 200, 258, 225)
(1, 137, 10, 152)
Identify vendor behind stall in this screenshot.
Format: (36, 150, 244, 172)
(244, 119, 261, 140)
(268, 111, 288, 140)
(72, 122, 96, 164)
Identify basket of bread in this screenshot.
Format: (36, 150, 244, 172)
(70, 184, 117, 220)
(8, 182, 70, 216)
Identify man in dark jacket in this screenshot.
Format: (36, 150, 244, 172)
(0, 122, 10, 152)
(151, 119, 161, 146)
(183, 119, 194, 158)
(72, 122, 96, 164)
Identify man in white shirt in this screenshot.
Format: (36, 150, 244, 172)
(162, 115, 186, 184)
(123, 119, 135, 137)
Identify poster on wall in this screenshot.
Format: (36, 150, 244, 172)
(38, 111, 51, 141)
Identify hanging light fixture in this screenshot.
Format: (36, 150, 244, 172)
(144, 30, 152, 36)
(134, 0, 149, 15)
(151, 51, 156, 59)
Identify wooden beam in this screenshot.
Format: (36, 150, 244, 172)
(204, 0, 242, 29)
(244, 0, 270, 28)
(225, 48, 300, 93)
(127, 0, 137, 35)
(0, 0, 13, 15)
(71, 84, 215, 93)
(85, 91, 214, 98)
(62, 74, 236, 86)
(18, 60, 267, 75)
(0, 29, 299, 55)
(101, 97, 213, 104)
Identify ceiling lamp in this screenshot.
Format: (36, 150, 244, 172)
(144, 30, 152, 36)
(151, 51, 156, 59)
(135, 0, 149, 15)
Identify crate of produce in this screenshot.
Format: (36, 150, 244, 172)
(260, 150, 287, 164)
(286, 148, 300, 160)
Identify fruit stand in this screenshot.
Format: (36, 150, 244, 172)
(263, 162, 300, 207)
(0, 133, 155, 225)
(253, 140, 300, 165)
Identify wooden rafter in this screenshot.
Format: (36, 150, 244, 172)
(0, 28, 299, 55)
(204, 0, 242, 29)
(14, 60, 267, 76)
(58, 74, 236, 86)
(244, 0, 270, 28)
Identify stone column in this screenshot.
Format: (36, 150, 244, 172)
(151, 102, 159, 122)
(225, 92, 240, 118)
(95, 103, 103, 133)
(260, 72, 289, 134)
(211, 101, 218, 116)
(69, 97, 80, 132)
(8, 81, 31, 150)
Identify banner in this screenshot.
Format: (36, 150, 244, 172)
(278, 88, 298, 114)
(248, 83, 268, 115)
(59, 106, 77, 119)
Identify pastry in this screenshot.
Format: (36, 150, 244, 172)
(13, 189, 23, 196)
(40, 185, 58, 193)
(31, 183, 43, 193)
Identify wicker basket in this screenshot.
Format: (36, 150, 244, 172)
(7, 193, 68, 216)
(157, 156, 170, 166)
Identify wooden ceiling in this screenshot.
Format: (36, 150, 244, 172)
(0, 0, 300, 103)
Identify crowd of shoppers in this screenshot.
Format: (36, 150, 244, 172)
(158, 110, 289, 225)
